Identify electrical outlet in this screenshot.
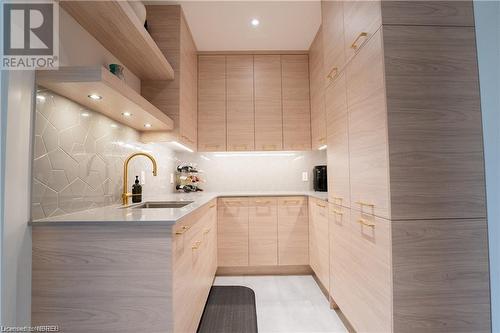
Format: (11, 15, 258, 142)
(302, 171, 308, 182)
(170, 173, 174, 184)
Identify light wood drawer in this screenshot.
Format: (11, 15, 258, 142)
(217, 197, 249, 266)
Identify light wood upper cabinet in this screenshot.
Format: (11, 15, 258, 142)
(277, 197, 309, 265)
(254, 55, 283, 151)
(326, 73, 350, 208)
(282, 55, 312, 150)
(309, 28, 327, 150)
(249, 198, 278, 266)
(226, 55, 255, 151)
(217, 198, 249, 266)
(309, 198, 330, 290)
(343, 0, 382, 61)
(346, 29, 390, 219)
(142, 6, 198, 150)
(322, 0, 346, 85)
(198, 56, 227, 152)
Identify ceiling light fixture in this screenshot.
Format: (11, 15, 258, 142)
(88, 94, 102, 100)
(251, 18, 260, 27)
(80, 112, 90, 117)
(122, 112, 132, 117)
(144, 123, 152, 128)
(318, 145, 327, 150)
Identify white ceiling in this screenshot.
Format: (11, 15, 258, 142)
(148, 1, 322, 51)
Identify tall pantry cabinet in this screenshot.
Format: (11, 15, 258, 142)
(322, 1, 490, 332)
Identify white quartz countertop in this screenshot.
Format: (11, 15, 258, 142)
(30, 191, 328, 226)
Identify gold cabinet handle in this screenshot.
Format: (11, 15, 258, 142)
(175, 225, 190, 235)
(326, 66, 338, 80)
(332, 197, 343, 205)
(192, 240, 202, 250)
(284, 200, 300, 204)
(262, 144, 277, 150)
(203, 228, 211, 235)
(357, 218, 375, 228)
(316, 202, 327, 208)
(332, 209, 343, 215)
(255, 200, 272, 204)
(351, 32, 368, 50)
(205, 144, 221, 148)
(231, 144, 248, 150)
(209, 203, 216, 208)
(355, 201, 375, 208)
(319, 137, 326, 143)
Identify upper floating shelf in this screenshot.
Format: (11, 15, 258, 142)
(60, 1, 174, 81)
(37, 66, 174, 131)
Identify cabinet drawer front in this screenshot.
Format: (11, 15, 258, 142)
(278, 199, 309, 266)
(348, 210, 392, 333)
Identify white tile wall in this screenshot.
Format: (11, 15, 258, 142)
(176, 150, 327, 192)
(31, 89, 177, 220)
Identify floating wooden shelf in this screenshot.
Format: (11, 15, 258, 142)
(60, 1, 174, 80)
(37, 66, 174, 131)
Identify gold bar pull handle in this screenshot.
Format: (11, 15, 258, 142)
(326, 66, 339, 81)
(333, 209, 343, 216)
(355, 201, 375, 208)
(175, 225, 190, 235)
(209, 204, 216, 208)
(357, 218, 375, 228)
(203, 228, 211, 235)
(316, 202, 327, 208)
(284, 200, 300, 205)
(351, 32, 368, 50)
(192, 241, 202, 250)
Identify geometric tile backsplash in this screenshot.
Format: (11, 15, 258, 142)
(32, 88, 177, 220)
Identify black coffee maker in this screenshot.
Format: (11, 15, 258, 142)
(313, 165, 328, 192)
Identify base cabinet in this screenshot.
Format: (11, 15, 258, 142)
(309, 197, 330, 290)
(218, 196, 309, 271)
(172, 199, 217, 333)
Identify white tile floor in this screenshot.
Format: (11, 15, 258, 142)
(213, 275, 348, 333)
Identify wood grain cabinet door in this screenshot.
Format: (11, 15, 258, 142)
(322, 0, 346, 86)
(198, 55, 226, 152)
(226, 55, 255, 151)
(346, 29, 391, 219)
(309, 28, 327, 150)
(326, 72, 350, 208)
(328, 205, 353, 315)
(348, 211, 392, 333)
(249, 197, 278, 266)
(217, 197, 249, 266)
(309, 198, 330, 289)
(254, 55, 283, 151)
(282, 55, 312, 150)
(277, 197, 309, 265)
(343, 0, 382, 61)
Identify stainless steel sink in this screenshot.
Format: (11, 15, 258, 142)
(130, 201, 194, 209)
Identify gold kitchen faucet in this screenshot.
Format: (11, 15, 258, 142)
(122, 152, 158, 205)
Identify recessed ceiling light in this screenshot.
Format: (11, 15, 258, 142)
(122, 112, 132, 117)
(36, 94, 46, 101)
(110, 124, 118, 128)
(251, 18, 260, 27)
(144, 123, 152, 128)
(88, 94, 102, 100)
(81, 112, 90, 117)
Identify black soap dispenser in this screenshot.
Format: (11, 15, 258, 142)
(132, 176, 142, 203)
